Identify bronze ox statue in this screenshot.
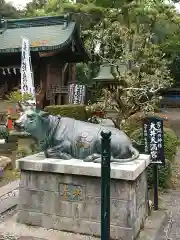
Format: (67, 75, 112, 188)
(14, 103, 139, 163)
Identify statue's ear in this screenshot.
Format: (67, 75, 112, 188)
(39, 111, 49, 118)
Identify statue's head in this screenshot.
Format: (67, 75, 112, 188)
(14, 102, 49, 139)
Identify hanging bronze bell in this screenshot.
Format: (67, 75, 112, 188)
(93, 63, 116, 83)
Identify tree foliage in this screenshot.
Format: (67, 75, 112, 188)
(88, 15, 173, 124)
(24, 0, 180, 124)
(0, 0, 20, 18)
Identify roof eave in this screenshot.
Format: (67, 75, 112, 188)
(5, 15, 73, 25)
(0, 42, 72, 53)
(0, 19, 90, 62)
(0, 23, 75, 54)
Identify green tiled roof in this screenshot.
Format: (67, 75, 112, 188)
(0, 15, 77, 53)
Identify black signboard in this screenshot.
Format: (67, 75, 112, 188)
(143, 117, 165, 166)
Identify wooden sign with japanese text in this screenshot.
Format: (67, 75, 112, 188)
(68, 83, 86, 104)
(143, 117, 165, 166)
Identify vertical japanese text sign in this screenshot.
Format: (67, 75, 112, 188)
(143, 117, 165, 166)
(21, 37, 35, 100)
(68, 83, 86, 104)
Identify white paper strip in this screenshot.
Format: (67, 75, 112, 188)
(21, 37, 36, 101)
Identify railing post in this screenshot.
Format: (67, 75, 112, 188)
(101, 130, 111, 240)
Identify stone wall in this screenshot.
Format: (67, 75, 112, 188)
(17, 169, 148, 239)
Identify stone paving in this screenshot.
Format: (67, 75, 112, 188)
(156, 190, 180, 239)
(0, 213, 99, 240)
(156, 108, 180, 239)
(153, 109, 180, 239)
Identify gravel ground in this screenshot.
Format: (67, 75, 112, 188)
(0, 235, 17, 240)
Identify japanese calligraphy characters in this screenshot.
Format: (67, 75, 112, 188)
(59, 183, 85, 201)
(68, 84, 86, 104)
(143, 122, 148, 153)
(143, 117, 165, 165)
(21, 38, 35, 97)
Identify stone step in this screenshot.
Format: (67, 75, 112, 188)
(0, 180, 19, 214)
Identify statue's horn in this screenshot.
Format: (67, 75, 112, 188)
(18, 101, 26, 112)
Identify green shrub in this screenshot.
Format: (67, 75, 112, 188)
(0, 126, 9, 139)
(16, 140, 39, 159)
(122, 112, 170, 136)
(16, 147, 32, 159)
(147, 159, 172, 189)
(128, 127, 178, 189)
(44, 104, 89, 121)
(6, 90, 34, 102)
(163, 128, 178, 162)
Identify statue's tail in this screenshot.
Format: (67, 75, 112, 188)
(112, 146, 139, 163)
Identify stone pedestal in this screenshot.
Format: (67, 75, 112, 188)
(16, 154, 150, 240)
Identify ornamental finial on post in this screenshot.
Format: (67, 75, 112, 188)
(101, 129, 111, 240)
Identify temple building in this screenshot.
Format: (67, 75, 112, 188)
(0, 14, 89, 107)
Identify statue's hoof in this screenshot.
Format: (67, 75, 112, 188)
(84, 155, 98, 162)
(84, 154, 101, 162)
(61, 154, 72, 160)
(44, 153, 51, 158)
(56, 153, 72, 160)
(83, 157, 93, 162)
